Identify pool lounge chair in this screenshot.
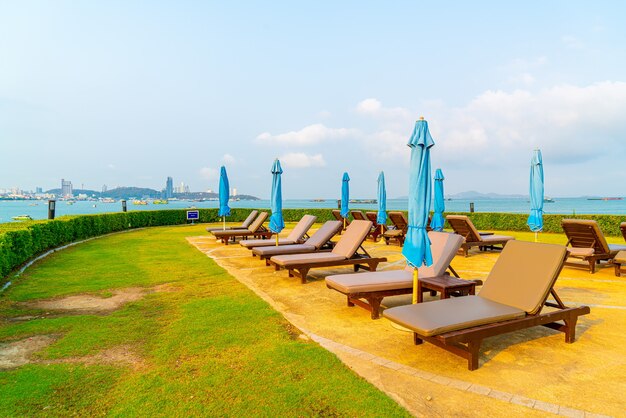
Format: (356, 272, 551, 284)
(620, 222, 626, 242)
(326, 231, 467, 319)
(383, 211, 409, 245)
(446, 215, 514, 256)
(269, 220, 388, 284)
(365, 212, 387, 241)
(351, 210, 378, 241)
(251, 221, 343, 264)
(561, 219, 626, 273)
(240, 215, 317, 249)
(212, 212, 271, 245)
(383, 240, 591, 370)
(332, 209, 350, 232)
(206, 210, 259, 233)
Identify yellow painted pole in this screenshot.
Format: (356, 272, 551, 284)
(343, 218, 346, 230)
(275, 234, 279, 246)
(222, 216, 225, 230)
(412, 268, 419, 304)
(535, 231, 538, 243)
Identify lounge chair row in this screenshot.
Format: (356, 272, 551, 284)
(204, 211, 591, 371)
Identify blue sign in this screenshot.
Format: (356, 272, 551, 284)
(186, 210, 199, 220)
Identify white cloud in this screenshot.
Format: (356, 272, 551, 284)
(222, 153, 235, 164)
(355, 81, 626, 168)
(256, 124, 356, 146)
(356, 98, 411, 121)
(280, 152, 326, 168)
(199, 167, 219, 181)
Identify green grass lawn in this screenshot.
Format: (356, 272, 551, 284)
(0, 225, 409, 417)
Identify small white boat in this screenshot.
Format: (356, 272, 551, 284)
(12, 214, 33, 221)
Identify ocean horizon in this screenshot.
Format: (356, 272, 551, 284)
(2, 197, 626, 223)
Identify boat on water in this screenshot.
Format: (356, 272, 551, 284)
(152, 200, 169, 204)
(100, 198, 116, 203)
(133, 200, 148, 205)
(12, 214, 33, 221)
(587, 197, 624, 201)
(544, 197, 555, 203)
(310, 199, 326, 202)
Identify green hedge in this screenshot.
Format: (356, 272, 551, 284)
(2, 208, 624, 282)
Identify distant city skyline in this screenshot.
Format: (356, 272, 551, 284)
(1, 2, 626, 199)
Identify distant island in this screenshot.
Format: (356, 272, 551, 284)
(45, 187, 260, 201)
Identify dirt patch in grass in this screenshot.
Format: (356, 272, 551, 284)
(20, 284, 179, 315)
(45, 345, 146, 370)
(0, 335, 57, 370)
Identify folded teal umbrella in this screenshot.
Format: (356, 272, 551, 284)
(340, 172, 350, 229)
(376, 171, 387, 234)
(218, 166, 230, 230)
(268, 159, 284, 245)
(527, 149, 544, 241)
(401, 118, 434, 304)
(430, 168, 445, 231)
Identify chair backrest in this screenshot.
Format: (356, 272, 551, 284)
(351, 210, 367, 221)
(332, 220, 373, 258)
(304, 221, 343, 249)
(241, 210, 259, 228)
(621, 222, 626, 242)
(247, 212, 268, 232)
(479, 240, 567, 315)
(388, 212, 408, 231)
(331, 209, 344, 221)
(286, 215, 318, 241)
(403, 232, 463, 277)
(561, 219, 611, 255)
(365, 212, 380, 227)
(446, 215, 482, 242)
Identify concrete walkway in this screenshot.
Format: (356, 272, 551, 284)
(189, 224, 625, 417)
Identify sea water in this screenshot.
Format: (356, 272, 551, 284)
(2, 198, 626, 223)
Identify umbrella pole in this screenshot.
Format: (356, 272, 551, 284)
(343, 218, 346, 230)
(412, 268, 419, 304)
(222, 216, 225, 230)
(275, 234, 279, 246)
(535, 231, 538, 243)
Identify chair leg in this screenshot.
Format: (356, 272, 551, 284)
(564, 316, 579, 343)
(299, 268, 310, 284)
(413, 333, 423, 345)
(367, 297, 383, 319)
(347, 296, 355, 307)
(615, 262, 622, 277)
(467, 340, 481, 371)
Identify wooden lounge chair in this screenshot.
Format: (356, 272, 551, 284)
(212, 212, 272, 245)
(240, 215, 317, 249)
(206, 210, 258, 233)
(326, 231, 469, 319)
(383, 240, 591, 370)
(446, 215, 514, 257)
(620, 222, 626, 242)
(383, 211, 408, 245)
(365, 212, 387, 241)
(269, 220, 388, 284)
(561, 219, 626, 273)
(332, 209, 350, 232)
(351, 210, 378, 241)
(251, 221, 343, 264)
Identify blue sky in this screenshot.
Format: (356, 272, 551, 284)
(1, 1, 625, 198)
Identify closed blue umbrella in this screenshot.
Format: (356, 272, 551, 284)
(340, 172, 350, 230)
(430, 168, 445, 231)
(377, 171, 387, 235)
(527, 149, 544, 242)
(268, 159, 285, 245)
(218, 166, 230, 230)
(401, 118, 435, 304)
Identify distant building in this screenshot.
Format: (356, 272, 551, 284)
(166, 177, 173, 198)
(36, 187, 43, 194)
(102, 184, 108, 193)
(61, 179, 73, 197)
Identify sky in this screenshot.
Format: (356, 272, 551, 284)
(1, 1, 626, 199)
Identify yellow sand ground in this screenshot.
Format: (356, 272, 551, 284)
(189, 223, 626, 417)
